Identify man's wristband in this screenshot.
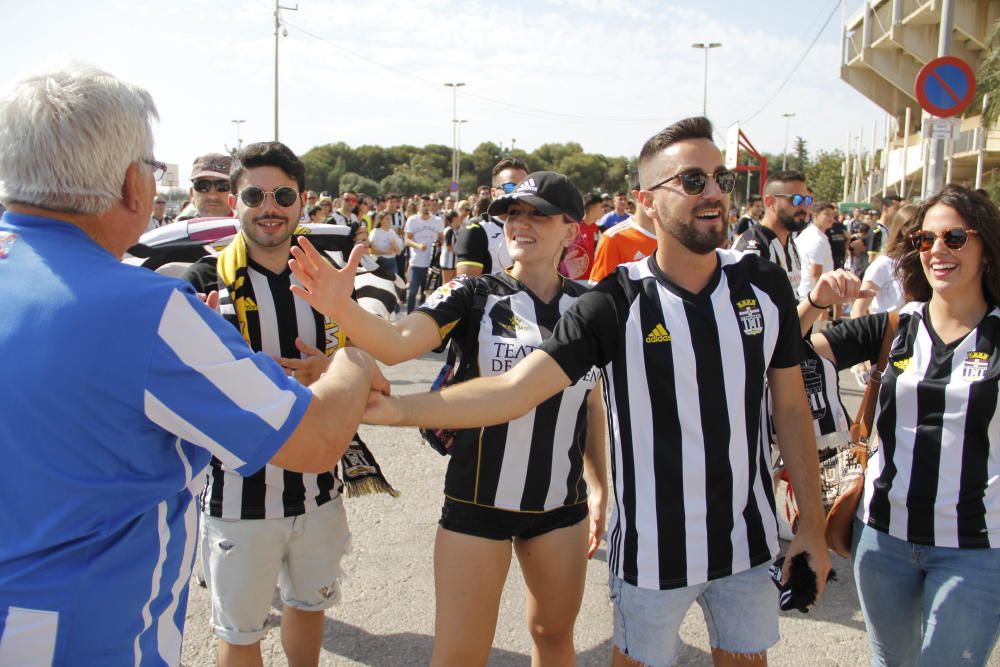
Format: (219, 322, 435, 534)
(807, 292, 830, 310)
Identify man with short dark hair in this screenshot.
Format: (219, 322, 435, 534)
(181, 142, 363, 667)
(590, 180, 658, 283)
(870, 194, 902, 256)
(403, 194, 443, 312)
(453, 157, 530, 276)
(597, 190, 630, 232)
(176, 153, 234, 220)
(735, 195, 764, 236)
(733, 170, 808, 296)
(361, 116, 837, 667)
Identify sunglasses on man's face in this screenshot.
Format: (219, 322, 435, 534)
(193, 179, 231, 193)
(497, 182, 518, 195)
(239, 185, 300, 208)
(772, 193, 814, 208)
(908, 227, 981, 252)
(647, 170, 737, 196)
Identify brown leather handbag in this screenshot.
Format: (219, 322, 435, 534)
(824, 313, 898, 558)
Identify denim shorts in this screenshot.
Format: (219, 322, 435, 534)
(439, 497, 588, 541)
(609, 563, 779, 666)
(201, 497, 351, 645)
(852, 518, 1000, 667)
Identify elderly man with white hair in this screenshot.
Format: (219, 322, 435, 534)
(0, 65, 386, 666)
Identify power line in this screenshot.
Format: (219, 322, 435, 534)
(738, 0, 842, 126)
(283, 20, 669, 125)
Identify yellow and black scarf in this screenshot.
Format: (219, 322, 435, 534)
(217, 230, 398, 497)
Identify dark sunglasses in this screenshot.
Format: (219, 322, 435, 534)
(647, 170, 737, 196)
(497, 182, 518, 195)
(193, 179, 231, 193)
(239, 185, 300, 208)
(772, 193, 814, 207)
(908, 227, 980, 252)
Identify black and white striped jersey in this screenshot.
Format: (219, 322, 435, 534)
(184, 256, 343, 519)
(733, 224, 802, 297)
(822, 302, 1000, 548)
(540, 251, 802, 590)
(417, 272, 598, 512)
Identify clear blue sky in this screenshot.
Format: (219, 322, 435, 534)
(1, 0, 885, 183)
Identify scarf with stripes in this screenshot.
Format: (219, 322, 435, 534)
(217, 230, 398, 498)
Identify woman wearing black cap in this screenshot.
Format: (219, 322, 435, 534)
(289, 171, 607, 666)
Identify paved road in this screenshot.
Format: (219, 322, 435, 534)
(181, 352, 1000, 666)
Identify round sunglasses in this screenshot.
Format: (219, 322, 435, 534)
(646, 170, 737, 196)
(239, 185, 300, 208)
(908, 227, 980, 252)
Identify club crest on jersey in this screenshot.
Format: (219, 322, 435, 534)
(963, 351, 990, 381)
(736, 299, 763, 336)
(644, 323, 671, 343)
(0, 232, 17, 258)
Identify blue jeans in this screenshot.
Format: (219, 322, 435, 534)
(852, 519, 1000, 666)
(407, 265, 429, 314)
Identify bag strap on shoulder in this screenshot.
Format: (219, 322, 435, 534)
(452, 280, 490, 379)
(853, 312, 899, 466)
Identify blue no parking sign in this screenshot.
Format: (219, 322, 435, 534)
(915, 56, 977, 118)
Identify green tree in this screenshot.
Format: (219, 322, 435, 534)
(804, 150, 846, 203)
(793, 137, 809, 172)
(557, 153, 610, 195)
(338, 172, 380, 196)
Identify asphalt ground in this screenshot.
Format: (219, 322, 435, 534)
(180, 351, 1000, 666)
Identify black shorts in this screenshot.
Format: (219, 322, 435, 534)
(439, 497, 588, 541)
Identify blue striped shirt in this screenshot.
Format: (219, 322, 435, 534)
(0, 213, 312, 666)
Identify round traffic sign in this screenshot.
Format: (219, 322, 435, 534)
(915, 56, 976, 118)
(449, 181, 459, 192)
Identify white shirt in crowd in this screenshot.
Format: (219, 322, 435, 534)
(861, 255, 905, 314)
(795, 223, 833, 301)
(405, 214, 443, 268)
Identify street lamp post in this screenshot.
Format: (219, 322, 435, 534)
(782, 112, 797, 170)
(455, 119, 468, 193)
(231, 120, 246, 151)
(444, 82, 465, 190)
(274, 0, 298, 141)
(691, 42, 722, 116)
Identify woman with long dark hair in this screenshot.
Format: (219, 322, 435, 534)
(813, 185, 1000, 666)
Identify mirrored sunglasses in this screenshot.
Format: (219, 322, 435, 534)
(773, 194, 814, 207)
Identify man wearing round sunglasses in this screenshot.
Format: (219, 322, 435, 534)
(454, 157, 529, 277)
(176, 152, 234, 221)
(181, 142, 367, 667)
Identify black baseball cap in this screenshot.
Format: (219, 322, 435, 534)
(487, 171, 585, 222)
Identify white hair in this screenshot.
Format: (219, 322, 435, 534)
(0, 63, 158, 215)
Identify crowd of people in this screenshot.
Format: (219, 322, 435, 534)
(1, 63, 998, 667)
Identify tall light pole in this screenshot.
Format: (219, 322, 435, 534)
(691, 42, 722, 116)
(274, 0, 298, 141)
(444, 82, 465, 189)
(231, 120, 246, 151)
(782, 112, 796, 170)
(455, 119, 468, 193)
